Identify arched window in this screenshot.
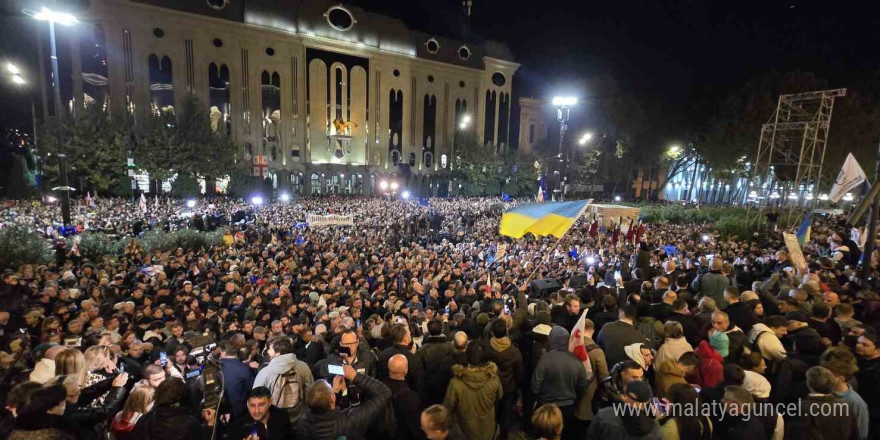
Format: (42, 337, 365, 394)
(440, 154, 448, 169)
(390, 150, 401, 166)
(425, 152, 434, 168)
(311, 173, 322, 195)
(208, 62, 231, 134)
(148, 54, 174, 114)
(261, 70, 281, 143)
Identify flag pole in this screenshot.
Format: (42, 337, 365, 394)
(520, 200, 592, 290)
(861, 139, 880, 286)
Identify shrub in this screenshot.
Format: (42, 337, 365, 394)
(71, 232, 125, 262)
(0, 226, 53, 269)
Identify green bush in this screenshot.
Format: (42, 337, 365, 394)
(0, 226, 53, 269)
(716, 215, 766, 241)
(72, 232, 125, 262)
(139, 228, 225, 254)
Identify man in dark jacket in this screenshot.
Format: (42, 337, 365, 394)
(227, 387, 293, 440)
(596, 304, 649, 367)
(297, 364, 392, 440)
(132, 378, 208, 440)
(486, 319, 524, 440)
(785, 366, 859, 440)
(382, 354, 424, 440)
(219, 339, 256, 419)
(378, 323, 424, 398)
(716, 386, 767, 440)
(724, 288, 757, 335)
(531, 326, 588, 440)
(668, 299, 699, 346)
(418, 320, 456, 406)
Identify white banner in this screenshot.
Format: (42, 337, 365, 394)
(306, 214, 354, 227)
(830, 153, 868, 202)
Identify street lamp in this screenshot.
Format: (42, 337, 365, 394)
(379, 180, 389, 191)
(6, 63, 20, 75)
(668, 145, 681, 155)
(578, 132, 594, 146)
(26, 5, 79, 227)
(11, 75, 24, 85)
(553, 96, 578, 200)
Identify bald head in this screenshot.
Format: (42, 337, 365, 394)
(388, 354, 408, 380)
(710, 258, 723, 271)
(453, 331, 468, 351)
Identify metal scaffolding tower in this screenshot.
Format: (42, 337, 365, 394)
(751, 88, 846, 207)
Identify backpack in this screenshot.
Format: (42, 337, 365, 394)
(751, 330, 771, 354)
(637, 317, 665, 349)
(271, 367, 305, 424)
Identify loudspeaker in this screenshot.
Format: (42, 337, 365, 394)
(530, 279, 561, 298)
(570, 274, 589, 289)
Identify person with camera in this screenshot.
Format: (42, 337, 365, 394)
(313, 329, 377, 409)
(296, 363, 392, 440)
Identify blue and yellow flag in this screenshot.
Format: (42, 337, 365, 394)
(500, 200, 590, 239)
(796, 214, 811, 246)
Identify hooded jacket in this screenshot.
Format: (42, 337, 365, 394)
(531, 326, 588, 407)
(129, 406, 204, 440)
(694, 340, 723, 388)
(444, 362, 503, 440)
(624, 343, 649, 370)
(253, 353, 315, 421)
(487, 336, 524, 393)
(655, 337, 694, 367)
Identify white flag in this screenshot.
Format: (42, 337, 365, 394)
(830, 153, 868, 202)
(569, 309, 594, 381)
(139, 193, 147, 213)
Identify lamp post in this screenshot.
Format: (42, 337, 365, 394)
(27, 6, 78, 227)
(451, 114, 470, 171)
(552, 97, 577, 200)
(6, 64, 41, 187)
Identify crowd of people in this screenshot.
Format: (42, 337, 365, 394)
(0, 194, 878, 440)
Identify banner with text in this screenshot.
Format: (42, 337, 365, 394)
(306, 214, 354, 227)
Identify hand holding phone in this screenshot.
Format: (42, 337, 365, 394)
(159, 351, 167, 367)
(328, 364, 344, 375)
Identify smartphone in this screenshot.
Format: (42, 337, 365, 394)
(64, 337, 82, 347)
(444, 305, 450, 315)
(694, 386, 701, 393)
(118, 363, 125, 374)
(614, 270, 622, 280)
(159, 352, 167, 367)
(652, 397, 667, 414)
(328, 364, 344, 375)
(503, 305, 510, 315)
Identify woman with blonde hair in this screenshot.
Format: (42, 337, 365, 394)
(55, 348, 87, 388)
(110, 385, 155, 440)
(531, 404, 564, 440)
(81, 345, 128, 410)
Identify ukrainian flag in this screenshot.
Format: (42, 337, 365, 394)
(796, 213, 811, 246)
(499, 200, 591, 239)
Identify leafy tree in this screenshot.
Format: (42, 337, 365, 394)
(39, 104, 129, 194)
(170, 173, 200, 197)
(133, 110, 176, 193)
(173, 94, 240, 193)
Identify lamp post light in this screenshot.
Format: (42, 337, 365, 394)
(26, 6, 78, 227)
(578, 132, 593, 146)
(451, 114, 471, 171)
(553, 96, 577, 200)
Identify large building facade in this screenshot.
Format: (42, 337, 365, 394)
(69, 0, 519, 195)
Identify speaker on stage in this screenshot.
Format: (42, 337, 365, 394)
(570, 274, 589, 289)
(530, 279, 561, 298)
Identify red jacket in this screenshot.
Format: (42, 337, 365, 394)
(694, 340, 723, 388)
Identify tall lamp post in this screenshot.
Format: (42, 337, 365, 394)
(25, 6, 78, 227)
(7, 64, 41, 188)
(552, 97, 577, 200)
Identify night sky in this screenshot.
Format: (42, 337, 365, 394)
(2, 0, 879, 137)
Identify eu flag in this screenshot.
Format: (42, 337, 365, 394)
(502, 193, 511, 202)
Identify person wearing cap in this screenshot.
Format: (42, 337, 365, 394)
(587, 380, 659, 440)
